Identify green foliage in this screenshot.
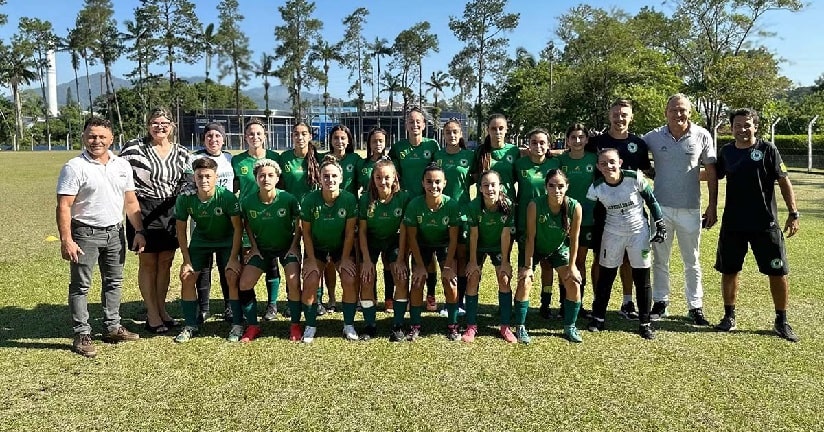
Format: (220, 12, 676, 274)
(392, 22, 439, 113)
(215, 0, 253, 120)
(274, 0, 323, 118)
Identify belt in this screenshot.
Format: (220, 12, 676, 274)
(71, 220, 123, 231)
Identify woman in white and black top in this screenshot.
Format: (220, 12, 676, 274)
(120, 107, 192, 333)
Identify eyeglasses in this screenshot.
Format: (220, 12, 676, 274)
(151, 122, 171, 128)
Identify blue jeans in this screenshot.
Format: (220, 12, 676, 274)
(68, 223, 126, 335)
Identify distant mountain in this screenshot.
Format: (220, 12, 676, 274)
(19, 72, 329, 112)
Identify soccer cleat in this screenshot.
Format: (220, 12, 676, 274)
(389, 325, 406, 342)
(360, 325, 377, 341)
(500, 325, 517, 343)
(446, 324, 460, 341)
(72, 334, 96, 358)
(384, 299, 394, 314)
(580, 308, 593, 320)
(461, 324, 478, 343)
(563, 325, 583, 343)
(457, 307, 466, 317)
(263, 303, 278, 321)
(515, 325, 531, 344)
(302, 326, 317, 343)
(343, 324, 359, 341)
(289, 324, 303, 342)
(638, 323, 656, 340)
(227, 325, 244, 342)
(426, 295, 438, 312)
(281, 307, 291, 318)
(774, 319, 799, 342)
(174, 326, 198, 343)
(316, 303, 327, 316)
(438, 308, 448, 317)
(223, 306, 233, 322)
(326, 303, 338, 314)
(240, 324, 261, 342)
(587, 318, 605, 332)
(688, 308, 710, 326)
(619, 301, 639, 320)
(539, 302, 551, 319)
(406, 325, 421, 342)
(715, 315, 737, 332)
(650, 301, 668, 320)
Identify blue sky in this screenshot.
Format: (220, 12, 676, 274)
(1, 0, 821, 100)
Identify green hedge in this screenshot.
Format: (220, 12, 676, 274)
(716, 135, 824, 155)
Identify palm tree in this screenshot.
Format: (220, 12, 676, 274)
(310, 40, 344, 140)
(254, 53, 276, 117)
(0, 40, 38, 149)
(425, 70, 450, 110)
(200, 22, 219, 114)
(369, 37, 392, 121)
(381, 72, 403, 138)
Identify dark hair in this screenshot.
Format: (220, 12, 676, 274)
(244, 118, 266, 133)
(192, 157, 218, 171)
(443, 118, 467, 149)
(201, 122, 225, 141)
(366, 127, 388, 159)
(478, 170, 511, 216)
(478, 113, 508, 172)
(565, 123, 588, 139)
(293, 122, 321, 188)
(597, 147, 619, 158)
(142, 107, 175, 144)
(528, 127, 549, 139)
(611, 99, 633, 109)
(83, 117, 112, 131)
(545, 168, 571, 236)
(329, 124, 355, 154)
(368, 158, 400, 214)
(422, 161, 444, 179)
(729, 107, 759, 126)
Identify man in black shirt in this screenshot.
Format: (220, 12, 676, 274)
(714, 108, 800, 342)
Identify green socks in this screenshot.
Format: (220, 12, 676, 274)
(563, 299, 581, 327)
(465, 294, 479, 325)
(393, 300, 408, 327)
(303, 303, 318, 327)
(343, 302, 357, 326)
(446, 302, 459, 325)
(362, 304, 377, 327)
(499, 291, 513, 325)
(229, 299, 243, 326)
(238, 289, 258, 325)
(181, 300, 199, 327)
(267, 276, 281, 305)
(288, 300, 302, 324)
(513, 300, 529, 326)
(410, 305, 423, 326)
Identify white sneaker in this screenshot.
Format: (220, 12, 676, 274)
(343, 324, 359, 341)
(439, 308, 448, 317)
(227, 325, 244, 342)
(302, 326, 317, 343)
(457, 307, 466, 317)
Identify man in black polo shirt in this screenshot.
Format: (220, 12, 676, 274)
(714, 108, 800, 342)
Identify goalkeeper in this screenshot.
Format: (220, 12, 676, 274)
(585, 148, 666, 340)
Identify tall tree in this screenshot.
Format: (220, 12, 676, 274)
(18, 18, 58, 141)
(122, 4, 157, 112)
(341, 7, 370, 146)
(0, 34, 37, 148)
(651, 0, 803, 131)
(199, 22, 219, 114)
(425, 70, 450, 112)
(254, 53, 277, 117)
(448, 52, 477, 117)
(392, 22, 437, 115)
(369, 37, 392, 118)
(381, 72, 403, 138)
(273, 0, 323, 119)
(216, 0, 252, 125)
(310, 40, 344, 137)
(449, 0, 519, 138)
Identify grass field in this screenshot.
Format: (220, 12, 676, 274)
(0, 151, 822, 431)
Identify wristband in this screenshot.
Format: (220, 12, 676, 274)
(135, 229, 147, 236)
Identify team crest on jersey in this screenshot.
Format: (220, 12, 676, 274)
(460, 159, 469, 167)
(500, 215, 507, 223)
(751, 149, 764, 161)
(442, 216, 450, 225)
(214, 207, 224, 216)
(313, 208, 320, 219)
(284, 164, 291, 172)
(510, 226, 516, 234)
(538, 214, 547, 224)
(627, 143, 638, 153)
(277, 208, 287, 217)
(521, 170, 529, 178)
(346, 164, 355, 172)
(337, 208, 347, 218)
(586, 164, 594, 172)
(249, 210, 258, 219)
(505, 155, 514, 163)
(394, 208, 403, 217)
(423, 150, 432, 159)
(770, 258, 783, 269)
(416, 215, 423, 224)
(241, 166, 249, 175)
(585, 232, 592, 241)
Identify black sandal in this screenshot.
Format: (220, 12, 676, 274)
(144, 323, 169, 334)
(163, 319, 180, 328)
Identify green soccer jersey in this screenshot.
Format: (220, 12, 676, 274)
(240, 189, 300, 252)
(474, 143, 520, 198)
(532, 195, 578, 255)
(389, 138, 440, 197)
(356, 157, 378, 195)
(279, 149, 318, 203)
(174, 186, 240, 247)
(231, 150, 280, 199)
(359, 190, 410, 241)
(558, 152, 598, 227)
(435, 148, 475, 206)
(466, 197, 515, 253)
(402, 195, 460, 248)
(514, 155, 561, 234)
(335, 152, 363, 195)
(300, 189, 358, 252)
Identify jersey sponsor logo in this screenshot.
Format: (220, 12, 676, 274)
(416, 215, 423, 224)
(394, 208, 403, 217)
(249, 210, 258, 219)
(661, 145, 668, 152)
(277, 208, 287, 217)
(214, 207, 224, 216)
(627, 143, 638, 153)
(313, 208, 320, 219)
(501, 215, 507, 223)
(751, 149, 764, 161)
(771, 258, 783, 269)
(521, 170, 529, 178)
(561, 165, 568, 172)
(337, 208, 347, 218)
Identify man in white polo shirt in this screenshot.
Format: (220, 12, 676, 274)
(643, 94, 718, 325)
(56, 117, 146, 357)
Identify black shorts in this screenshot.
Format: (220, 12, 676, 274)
(307, 247, 351, 264)
(418, 245, 448, 268)
(714, 226, 789, 276)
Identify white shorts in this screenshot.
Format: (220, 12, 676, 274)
(599, 229, 652, 268)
